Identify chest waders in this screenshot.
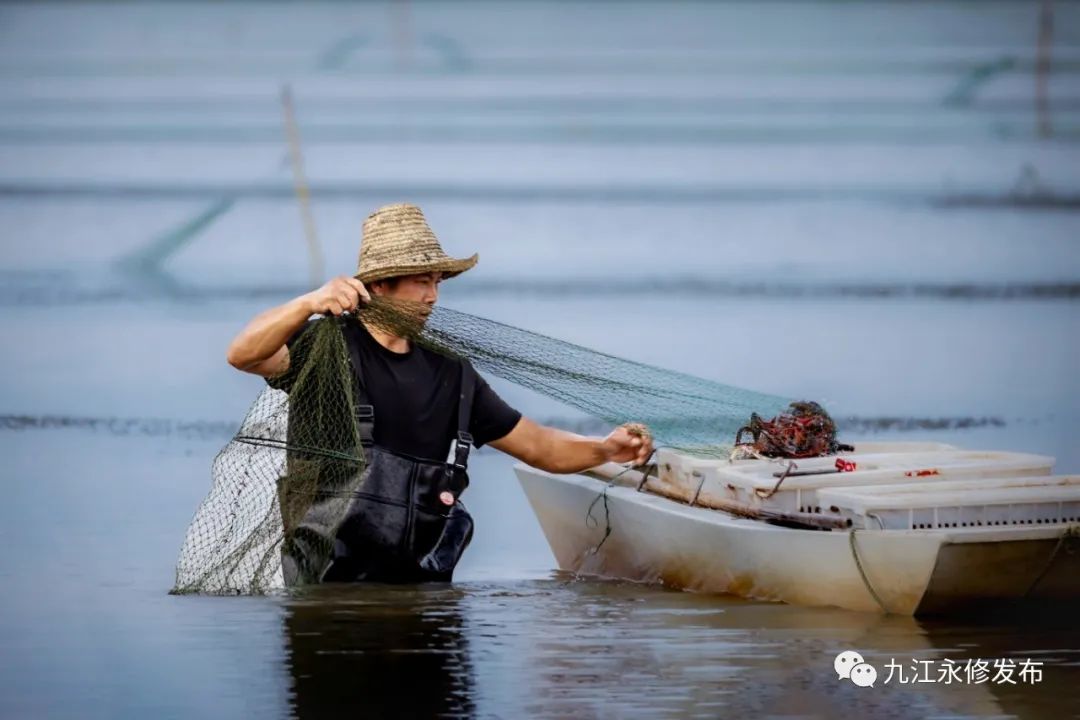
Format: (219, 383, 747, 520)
(280, 330, 477, 586)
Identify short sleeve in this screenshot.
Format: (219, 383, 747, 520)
(265, 319, 318, 393)
(468, 373, 522, 448)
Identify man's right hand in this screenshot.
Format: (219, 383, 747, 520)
(228, 276, 369, 377)
(305, 276, 371, 316)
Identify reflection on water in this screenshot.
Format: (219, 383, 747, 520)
(275, 577, 1080, 719)
(284, 585, 474, 719)
(917, 610, 1080, 720)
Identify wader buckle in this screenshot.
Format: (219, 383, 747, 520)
(450, 431, 473, 470)
(355, 404, 375, 448)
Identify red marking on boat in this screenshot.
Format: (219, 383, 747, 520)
(904, 469, 940, 477)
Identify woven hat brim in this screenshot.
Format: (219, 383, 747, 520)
(355, 253, 478, 284)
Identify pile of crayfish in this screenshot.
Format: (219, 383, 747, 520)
(734, 401, 853, 459)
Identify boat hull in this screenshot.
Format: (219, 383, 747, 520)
(515, 466, 1080, 615)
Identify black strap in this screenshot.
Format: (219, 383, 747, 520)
(452, 359, 478, 470)
(456, 358, 477, 436)
(341, 320, 375, 449)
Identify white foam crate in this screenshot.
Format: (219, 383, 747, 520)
(655, 448, 1056, 515)
(818, 476, 1080, 530)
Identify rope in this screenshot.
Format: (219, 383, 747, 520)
(584, 486, 612, 555)
(232, 435, 364, 465)
(1024, 524, 1079, 598)
(848, 529, 889, 613)
(756, 460, 797, 500)
(689, 471, 707, 506)
(635, 457, 656, 492)
(584, 447, 660, 555)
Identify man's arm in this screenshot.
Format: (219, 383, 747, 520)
(489, 417, 653, 474)
(226, 276, 370, 378)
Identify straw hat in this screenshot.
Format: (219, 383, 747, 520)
(355, 203, 478, 283)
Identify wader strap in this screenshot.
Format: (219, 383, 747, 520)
(342, 321, 375, 450)
(451, 360, 478, 470)
(354, 404, 374, 449)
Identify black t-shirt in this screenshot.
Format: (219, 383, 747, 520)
(269, 319, 521, 460)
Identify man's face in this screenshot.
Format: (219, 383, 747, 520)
(372, 272, 442, 307)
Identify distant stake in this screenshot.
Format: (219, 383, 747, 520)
(1036, 0, 1054, 139)
(281, 84, 325, 289)
(392, 0, 413, 71)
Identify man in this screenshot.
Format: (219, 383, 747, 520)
(226, 203, 652, 583)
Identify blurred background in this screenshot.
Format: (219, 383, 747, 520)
(0, 2, 1077, 718)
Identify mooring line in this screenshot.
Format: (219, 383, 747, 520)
(849, 529, 889, 613)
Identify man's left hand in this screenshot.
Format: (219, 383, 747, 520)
(602, 423, 654, 466)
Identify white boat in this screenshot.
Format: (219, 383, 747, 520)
(514, 443, 1080, 615)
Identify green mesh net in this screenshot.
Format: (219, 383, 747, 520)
(171, 299, 790, 595)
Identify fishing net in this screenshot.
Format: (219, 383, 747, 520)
(172, 318, 363, 594)
(171, 298, 790, 595)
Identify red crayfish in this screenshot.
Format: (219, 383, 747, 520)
(734, 401, 853, 459)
